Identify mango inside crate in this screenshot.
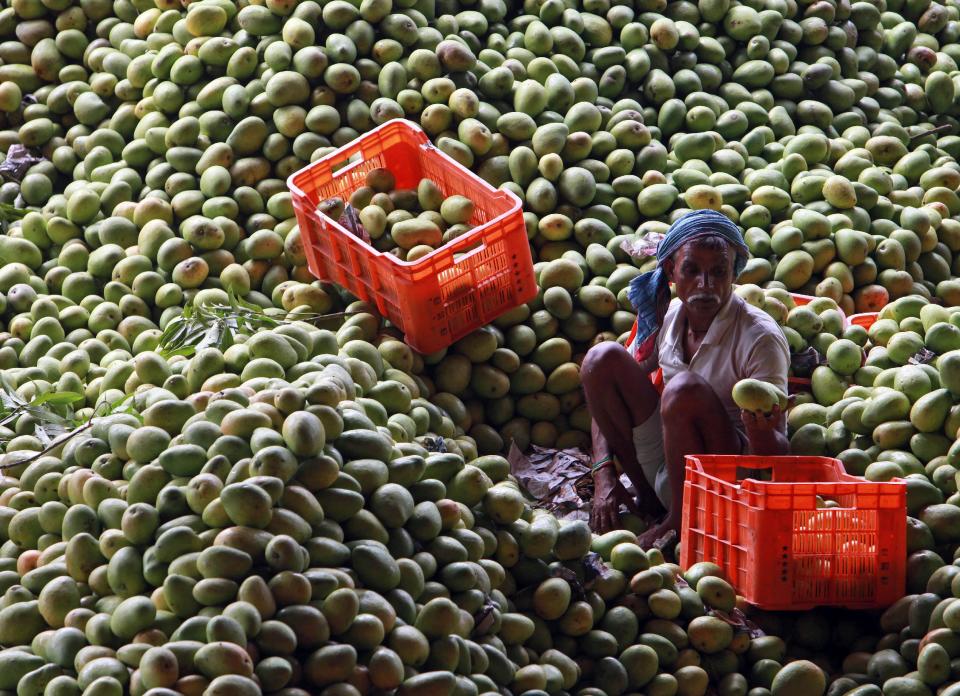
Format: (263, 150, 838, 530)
(680, 454, 906, 610)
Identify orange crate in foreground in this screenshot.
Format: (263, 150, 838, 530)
(680, 455, 905, 610)
(288, 119, 535, 354)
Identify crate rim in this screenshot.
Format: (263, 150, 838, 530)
(684, 453, 907, 491)
(286, 118, 524, 268)
(847, 311, 879, 326)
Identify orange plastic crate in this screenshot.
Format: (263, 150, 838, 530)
(287, 119, 536, 354)
(680, 455, 905, 610)
(847, 312, 878, 331)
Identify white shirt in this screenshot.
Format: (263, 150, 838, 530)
(639, 293, 790, 440)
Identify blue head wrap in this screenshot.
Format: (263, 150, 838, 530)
(626, 209, 749, 350)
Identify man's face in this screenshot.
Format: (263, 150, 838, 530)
(663, 239, 735, 323)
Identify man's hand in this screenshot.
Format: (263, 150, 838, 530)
(741, 405, 781, 434)
(741, 405, 789, 456)
(590, 465, 639, 535)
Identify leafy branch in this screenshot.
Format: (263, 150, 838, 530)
(158, 290, 356, 359)
(0, 203, 26, 223)
(0, 392, 139, 470)
(0, 388, 85, 420)
(0, 376, 85, 449)
(0, 203, 26, 234)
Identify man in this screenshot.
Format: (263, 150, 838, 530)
(582, 209, 790, 546)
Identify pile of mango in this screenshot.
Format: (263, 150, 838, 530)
(735, 284, 850, 364)
(425, 314, 593, 456)
(0, 306, 841, 695)
(754, 591, 960, 696)
(4, 0, 960, 459)
(8, 0, 960, 686)
(822, 575, 960, 695)
(783, 296, 958, 477)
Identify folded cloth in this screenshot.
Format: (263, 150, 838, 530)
(626, 209, 749, 353)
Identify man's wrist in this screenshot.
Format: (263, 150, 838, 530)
(743, 412, 780, 435)
(592, 459, 616, 481)
(746, 429, 787, 456)
(592, 455, 613, 473)
(745, 428, 773, 445)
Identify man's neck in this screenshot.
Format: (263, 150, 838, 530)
(683, 294, 732, 334)
(686, 314, 714, 334)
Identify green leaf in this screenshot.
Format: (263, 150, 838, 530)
(158, 319, 190, 348)
(231, 291, 267, 313)
(0, 203, 27, 223)
(197, 322, 224, 352)
(0, 385, 24, 408)
(155, 292, 359, 360)
(32, 391, 84, 406)
(165, 346, 197, 358)
(34, 423, 71, 446)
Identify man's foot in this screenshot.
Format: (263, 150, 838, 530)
(637, 517, 679, 550)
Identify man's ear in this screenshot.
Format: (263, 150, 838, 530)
(661, 258, 674, 281)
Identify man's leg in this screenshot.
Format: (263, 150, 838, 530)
(581, 342, 663, 517)
(638, 371, 740, 547)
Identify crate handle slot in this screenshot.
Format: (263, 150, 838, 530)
(453, 241, 486, 263)
(331, 152, 366, 178)
(735, 466, 771, 482)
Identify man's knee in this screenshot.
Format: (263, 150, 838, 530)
(581, 341, 630, 390)
(661, 372, 714, 415)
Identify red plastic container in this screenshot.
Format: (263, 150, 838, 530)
(288, 119, 536, 354)
(680, 455, 906, 610)
(847, 312, 879, 331)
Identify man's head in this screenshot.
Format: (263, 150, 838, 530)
(627, 210, 747, 346)
(662, 233, 737, 322)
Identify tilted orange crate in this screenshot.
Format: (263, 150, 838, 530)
(288, 119, 536, 354)
(847, 312, 879, 330)
(680, 454, 905, 610)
